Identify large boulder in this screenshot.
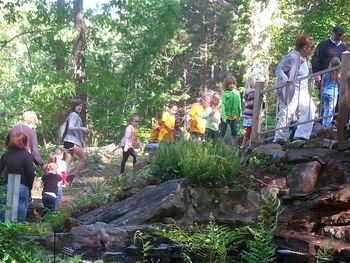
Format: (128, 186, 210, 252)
(77, 179, 189, 225)
(287, 148, 337, 163)
(252, 143, 286, 159)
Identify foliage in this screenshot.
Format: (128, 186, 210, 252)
(0, 222, 42, 263)
(65, 176, 122, 215)
(134, 230, 153, 263)
(151, 139, 244, 187)
(239, 188, 280, 263)
(316, 237, 335, 263)
(154, 215, 245, 262)
(249, 153, 293, 174)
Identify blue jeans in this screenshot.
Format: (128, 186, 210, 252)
(220, 119, 238, 137)
(0, 184, 29, 222)
(55, 183, 63, 210)
(322, 94, 337, 127)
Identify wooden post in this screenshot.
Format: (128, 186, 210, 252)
(4, 174, 21, 222)
(337, 51, 350, 144)
(250, 81, 265, 144)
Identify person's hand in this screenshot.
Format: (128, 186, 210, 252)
(83, 127, 89, 134)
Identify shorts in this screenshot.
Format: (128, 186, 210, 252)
(243, 118, 252, 127)
(63, 141, 75, 150)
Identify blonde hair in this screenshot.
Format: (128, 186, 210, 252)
(23, 111, 38, 126)
(328, 57, 341, 83)
(46, 162, 58, 173)
(244, 74, 256, 95)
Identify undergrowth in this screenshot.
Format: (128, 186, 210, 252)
(151, 139, 244, 187)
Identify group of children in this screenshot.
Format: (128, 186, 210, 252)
(119, 75, 258, 174)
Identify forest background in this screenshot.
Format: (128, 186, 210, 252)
(0, 0, 349, 149)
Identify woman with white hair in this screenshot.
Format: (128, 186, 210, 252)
(6, 111, 44, 167)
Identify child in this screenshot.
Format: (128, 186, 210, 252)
(188, 95, 210, 140)
(202, 92, 221, 139)
(158, 103, 178, 143)
(41, 163, 62, 214)
(48, 147, 68, 209)
(322, 57, 341, 127)
(220, 76, 242, 144)
(174, 115, 183, 142)
(242, 75, 256, 148)
(120, 116, 141, 174)
(144, 112, 163, 152)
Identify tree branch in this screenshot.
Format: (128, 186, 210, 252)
(212, 0, 239, 14)
(0, 30, 39, 51)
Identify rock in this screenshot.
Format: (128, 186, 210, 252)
(322, 138, 338, 149)
(70, 223, 129, 251)
(252, 143, 286, 159)
(287, 161, 321, 194)
(163, 217, 176, 224)
(287, 139, 306, 149)
(337, 141, 350, 151)
(319, 226, 349, 241)
(287, 148, 337, 163)
(316, 160, 349, 188)
(77, 179, 188, 225)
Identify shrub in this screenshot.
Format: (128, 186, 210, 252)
(151, 139, 243, 187)
(0, 222, 42, 263)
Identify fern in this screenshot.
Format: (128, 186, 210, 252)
(239, 188, 280, 263)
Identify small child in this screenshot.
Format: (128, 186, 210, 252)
(174, 115, 183, 142)
(220, 76, 242, 144)
(242, 75, 256, 148)
(120, 116, 141, 174)
(48, 147, 68, 210)
(41, 163, 62, 214)
(188, 95, 210, 140)
(158, 103, 178, 144)
(144, 112, 163, 152)
(203, 92, 221, 140)
(322, 57, 341, 127)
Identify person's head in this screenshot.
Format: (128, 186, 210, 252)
(199, 94, 210, 108)
(156, 112, 163, 123)
(71, 99, 83, 113)
(295, 35, 315, 57)
(332, 26, 344, 43)
(222, 76, 237, 91)
(167, 103, 178, 116)
(210, 92, 221, 108)
(48, 152, 57, 164)
(46, 162, 58, 174)
(7, 132, 27, 150)
(329, 56, 341, 82)
(245, 74, 257, 91)
(128, 116, 140, 127)
(23, 111, 39, 128)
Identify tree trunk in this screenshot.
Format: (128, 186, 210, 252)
(73, 0, 87, 125)
(55, 0, 67, 144)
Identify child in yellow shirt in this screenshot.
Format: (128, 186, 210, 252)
(158, 103, 178, 143)
(188, 95, 210, 140)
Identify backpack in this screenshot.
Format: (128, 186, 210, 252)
(58, 119, 69, 142)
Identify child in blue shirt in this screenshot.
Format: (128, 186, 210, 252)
(322, 57, 341, 127)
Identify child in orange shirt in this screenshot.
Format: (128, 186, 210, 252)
(144, 112, 163, 152)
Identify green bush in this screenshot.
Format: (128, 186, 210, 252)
(151, 139, 243, 187)
(0, 222, 42, 263)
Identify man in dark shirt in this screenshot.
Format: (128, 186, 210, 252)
(311, 26, 347, 121)
(312, 26, 347, 80)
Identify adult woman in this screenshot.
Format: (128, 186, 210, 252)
(7, 111, 44, 167)
(273, 35, 316, 142)
(63, 99, 89, 183)
(0, 132, 35, 222)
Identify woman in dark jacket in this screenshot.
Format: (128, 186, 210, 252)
(0, 132, 35, 222)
